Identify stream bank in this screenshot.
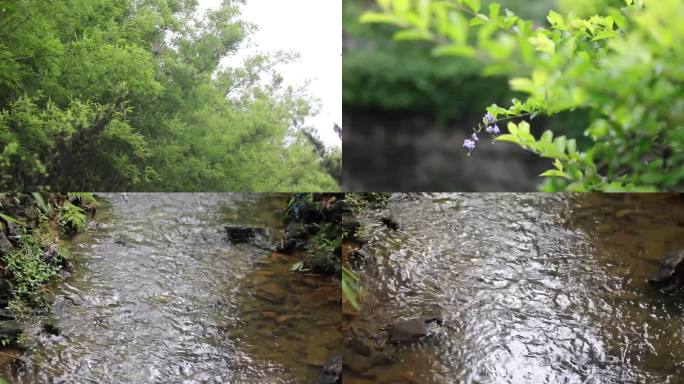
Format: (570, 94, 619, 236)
(0, 193, 95, 378)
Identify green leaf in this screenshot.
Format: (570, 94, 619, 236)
(495, 134, 519, 144)
(393, 29, 433, 41)
(540, 169, 569, 178)
(554, 158, 564, 171)
(31, 192, 50, 214)
(540, 130, 553, 144)
(462, 0, 481, 13)
(547, 10, 564, 28)
(507, 122, 518, 135)
(359, 12, 406, 25)
(592, 29, 620, 41)
(488, 3, 500, 20)
(0, 213, 24, 226)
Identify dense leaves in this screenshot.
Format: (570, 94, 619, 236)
(0, 0, 339, 191)
(362, 0, 684, 191)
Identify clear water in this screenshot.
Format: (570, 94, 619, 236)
(3, 193, 340, 383)
(344, 193, 684, 384)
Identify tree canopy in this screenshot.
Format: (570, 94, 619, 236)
(0, 0, 340, 191)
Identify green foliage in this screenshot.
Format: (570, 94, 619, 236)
(363, 0, 684, 191)
(68, 192, 97, 204)
(58, 202, 87, 232)
(0, 0, 338, 191)
(342, 265, 361, 310)
(3, 233, 68, 303)
(344, 0, 517, 121)
(346, 192, 391, 211)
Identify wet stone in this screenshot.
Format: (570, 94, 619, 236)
(649, 249, 684, 294)
(388, 317, 443, 343)
(0, 232, 13, 256)
(318, 355, 342, 384)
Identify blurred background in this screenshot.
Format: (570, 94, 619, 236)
(343, 0, 609, 191)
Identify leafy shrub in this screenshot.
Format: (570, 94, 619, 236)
(362, 0, 684, 191)
(0, 0, 338, 191)
(3, 233, 67, 304)
(58, 202, 86, 232)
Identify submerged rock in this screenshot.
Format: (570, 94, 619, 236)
(41, 319, 61, 336)
(649, 249, 684, 293)
(388, 317, 442, 343)
(224, 225, 269, 245)
(318, 355, 342, 384)
(381, 216, 399, 231)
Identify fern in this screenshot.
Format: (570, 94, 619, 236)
(58, 202, 86, 232)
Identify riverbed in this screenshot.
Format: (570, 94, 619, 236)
(345, 193, 684, 383)
(2, 193, 340, 383)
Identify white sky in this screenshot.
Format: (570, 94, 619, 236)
(199, 0, 341, 147)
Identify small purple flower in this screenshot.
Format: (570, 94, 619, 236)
(486, 124, 500, 136)
(463, 138, 476, 151)
(471, 132, 479, 142)
(485, 112, 496, 124)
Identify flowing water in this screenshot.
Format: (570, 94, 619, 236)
(345, 193, 684, 384)
(2, 193, 340, 383)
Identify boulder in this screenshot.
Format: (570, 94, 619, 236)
(0, 231, 14, 256)
(318, 355, 342, 384)
(388, 317, 442, 343)
(0, 278, 13, 308)
(649, 249, 684, 293)
(224, 225, 270, 245)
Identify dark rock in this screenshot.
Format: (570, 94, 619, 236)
(0, 278, 13, 308)
(381, 216, 399, 231)
(348, 337, 373, 357)
(0, 231, 14, 256)
(276, 223, 314, 253)
(224, 225, 269, 245)
(114, 239, 129, 246)
(388, 317, 442, 343)
(41, 243, 59, 263)
(0, 308, 16, 321)
(649, 249, 684, 293)
(11, 355, 30, 378)
(325, 200, 353, 223)
(5, 221, 20, 239)
(318, 355, 342, 384)
(42, 320, 61, 336)
(339, 216, 361, 235)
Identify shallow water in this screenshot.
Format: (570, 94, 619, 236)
(345, 193, 684, 384)
(3, 193, 340, 383)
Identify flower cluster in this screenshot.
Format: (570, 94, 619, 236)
(463, 112, 500, 154)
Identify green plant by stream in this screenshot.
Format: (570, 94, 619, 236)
(361, 0, 684, 191)
(0, 193, 93, 310)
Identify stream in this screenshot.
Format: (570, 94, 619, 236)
(345, 193, 684, 383)
(2, 193, 340, 383)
